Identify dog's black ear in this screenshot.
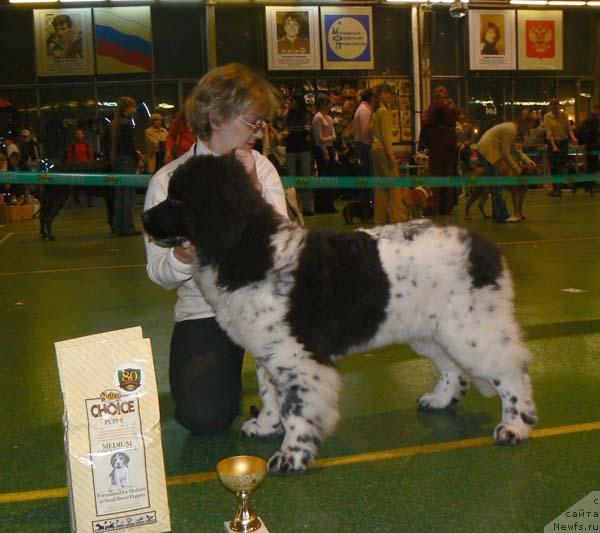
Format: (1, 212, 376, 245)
(169, 154, 275, 264)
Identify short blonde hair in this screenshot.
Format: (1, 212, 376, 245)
(185, 63, 280, 139)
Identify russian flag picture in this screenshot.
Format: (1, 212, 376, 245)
(94, 7, 154, 74)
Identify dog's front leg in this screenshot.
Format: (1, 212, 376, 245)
(266, 360, 341, 475)
(241, 365, 283, 437)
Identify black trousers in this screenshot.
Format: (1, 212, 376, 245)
(170, 318, 244, 434)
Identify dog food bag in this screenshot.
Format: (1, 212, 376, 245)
(55, 327, 171, 532)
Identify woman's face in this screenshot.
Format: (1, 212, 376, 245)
(485, 27, 498, 44)
(220, 114, 264, 152)
(284, 17, 299, 39)
(75, 129, 85, 142)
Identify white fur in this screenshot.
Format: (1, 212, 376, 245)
(192, 219, 537, 474)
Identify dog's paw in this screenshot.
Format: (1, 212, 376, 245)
(494, 423, 529, 445)
(267, 450, 311, 475)
(241, 418, 282, 438)
(417, 392, 457, 411)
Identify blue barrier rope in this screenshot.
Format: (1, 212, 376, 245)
(0, 171, 598, 188)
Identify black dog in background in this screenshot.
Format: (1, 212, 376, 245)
(342, 199, 373, 224)
(37, 160, 111, 241)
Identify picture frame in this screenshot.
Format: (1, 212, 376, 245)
(517, 10, 563, 70)
(321, 6, 374, 70)
(34, 8, 94, 77)
(469, 9, 516, 71)
(265, 6, 321, 71)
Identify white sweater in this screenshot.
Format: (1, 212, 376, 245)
(143, 140, 289, 322)
(477, 122, 533, 175)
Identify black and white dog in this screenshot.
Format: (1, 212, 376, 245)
(143, 155, 538, 475)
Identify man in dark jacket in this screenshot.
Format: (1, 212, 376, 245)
(577, 105, 600, 174)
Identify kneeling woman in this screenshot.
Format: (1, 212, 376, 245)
(144, 64, 289, 434)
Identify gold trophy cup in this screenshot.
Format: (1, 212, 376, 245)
(216, 455, 268, 533)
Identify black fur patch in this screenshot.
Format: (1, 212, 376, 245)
(167, 155, 282, 291)
(286, 230, 390, 364)
(467, 232, 503, 289)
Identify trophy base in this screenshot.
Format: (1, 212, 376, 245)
(224, 518, 270, 533)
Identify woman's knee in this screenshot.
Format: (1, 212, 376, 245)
(175, 395, 241, 435)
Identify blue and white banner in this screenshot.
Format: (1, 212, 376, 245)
(320, 7, 374, 70)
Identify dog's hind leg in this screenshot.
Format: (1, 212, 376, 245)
(241, 365, 283, 437)
(410, 340, 469, 410)
(266, 359, 341, 474)
(437, 325, 537, 445)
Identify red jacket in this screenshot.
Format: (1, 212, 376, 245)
(166, 112, 195, 157)
(68, 141, 93, 163)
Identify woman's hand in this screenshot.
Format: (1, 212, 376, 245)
(234, 149, 262, 192)
(173, 242, 197, 264)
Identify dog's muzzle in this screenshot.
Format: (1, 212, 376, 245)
(142, 199, 189, 248)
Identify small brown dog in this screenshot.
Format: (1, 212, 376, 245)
(402, 186, 432, 219)
(464, 164, 490, 220)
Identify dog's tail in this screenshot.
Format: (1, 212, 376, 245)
(472, 378, 497, 398)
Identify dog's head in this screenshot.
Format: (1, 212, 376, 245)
(143, 154, 276, 264)
(111, 452, 129, 468)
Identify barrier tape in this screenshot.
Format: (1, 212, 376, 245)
(0, 171, 598, 189)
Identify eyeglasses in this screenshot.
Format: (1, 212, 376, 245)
(237, 117, 265, 132)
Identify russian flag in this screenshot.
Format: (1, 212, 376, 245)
(94, 7, 154, 74)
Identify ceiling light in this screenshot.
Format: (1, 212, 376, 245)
(9, 0, 57, 3)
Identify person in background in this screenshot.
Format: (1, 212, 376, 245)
(422, 85, 458, 215)
(6, 144, 29, 202)
(164, 111, 195, 164)
(18, 129, 41, 171)
(576, 104, 600, 176)
(312, 94, 337, 213)
(68, 128, 95, 207)
(352, 88, 374, 177)
(144, 63, 288, 436)
(456, 109, 478, 177)
(544, 98, 578, 197)
(284, 94, 314, 215)
(476, 109, 537, 222)
(371, 83, 405, 225)
(111, 96, 144, 236)
(145, 113, 168, 174)
(67, 128, 93, 164)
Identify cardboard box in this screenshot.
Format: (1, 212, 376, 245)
(20, 204, 34, 220)
(0, 204, 22, 224)
(55, 327, 171, 532)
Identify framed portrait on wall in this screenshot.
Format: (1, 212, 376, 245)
(468, 10, 516, 70)
(321, 6, 374, 70)
(517, 10, 563, 70)
(265, 7, 320, 71)
(34, 8, 94, 77)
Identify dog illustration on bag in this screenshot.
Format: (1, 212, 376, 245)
(108, 452, 130, 489)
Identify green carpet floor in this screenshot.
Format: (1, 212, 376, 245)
(0, 189, 598, 532)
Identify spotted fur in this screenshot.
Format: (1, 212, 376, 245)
(143, 154, 538, 474)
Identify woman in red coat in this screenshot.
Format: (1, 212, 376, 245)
(421, 86, 458, 215)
